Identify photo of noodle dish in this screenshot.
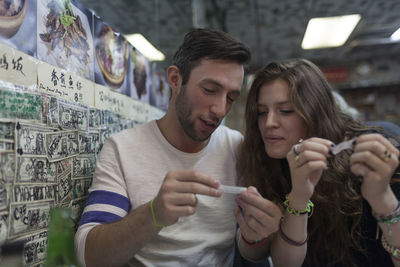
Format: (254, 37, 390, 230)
(37, 0, 94, 80)
(95, 25, 129, 89)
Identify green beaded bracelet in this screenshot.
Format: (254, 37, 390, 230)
(283, 196, 314, 216)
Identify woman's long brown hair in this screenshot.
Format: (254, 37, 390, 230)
(237, 59, 379, 265)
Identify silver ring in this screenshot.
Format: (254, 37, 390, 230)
(293, 144, 300, 156)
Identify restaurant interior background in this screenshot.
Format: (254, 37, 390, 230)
(80, 0, 400, 133)
(0, 0, 400, 266)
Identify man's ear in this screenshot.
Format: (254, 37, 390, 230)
(166, 65, 182, 96)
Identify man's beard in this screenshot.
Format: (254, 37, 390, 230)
(175, 85, 213, 142)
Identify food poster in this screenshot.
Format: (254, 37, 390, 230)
(149, 64, 169, 111)
(37, 0, 94, 81)
(129, 48, 150, 103)
(94, 15, 130, 96)
(0, 0, 37, 56)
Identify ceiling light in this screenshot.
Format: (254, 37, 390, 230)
(391, 27, 400, 41)
(301, 14, 361, 49)
(125, 33, 165, 61)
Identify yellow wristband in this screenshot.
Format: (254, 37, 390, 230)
(150, 198, 165, 228)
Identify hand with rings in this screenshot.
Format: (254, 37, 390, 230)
(287, 138, 334, 200)
(349, 133, 399, 203)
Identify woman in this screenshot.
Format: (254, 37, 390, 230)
(235, 59, 400, 266)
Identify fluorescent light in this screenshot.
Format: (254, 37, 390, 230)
(125, 33, 165, 61)
(391, 27, 400, 41)
(301, 14, 361, 49)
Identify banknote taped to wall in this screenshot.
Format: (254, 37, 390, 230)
(0, 152, 15, 183)
(8, 200, 53, 239)
(15, 156, 57, 183)
(12, 184, 56, 203)
(22, 231, 48, 267)
(44, 130, 79, 162)
(0, 211, 9, 246)
(16, 123, 56, 157)
(72, 155, 95, 178)
(0, 89, 42, 121)
(78, 131, 100, 155)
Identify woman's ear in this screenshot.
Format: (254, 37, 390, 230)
(166, 65, 182, 97)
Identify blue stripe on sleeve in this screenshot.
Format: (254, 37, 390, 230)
(79, 211, 122, 226)
(86, 190, 131, 212)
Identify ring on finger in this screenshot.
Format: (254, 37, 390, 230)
(295, 155, 301, 166)
(293, 144, 301, 156)
(379, 149, 391, 162)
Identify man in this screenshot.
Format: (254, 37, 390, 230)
(75, 28, 251, 266)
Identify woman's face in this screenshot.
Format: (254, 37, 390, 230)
(257, 78, 308, 159)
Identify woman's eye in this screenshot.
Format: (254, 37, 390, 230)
(257, 111, 267, 116)
(280, 110, 294, 114)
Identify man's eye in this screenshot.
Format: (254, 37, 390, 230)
(203, 88, 215, 93)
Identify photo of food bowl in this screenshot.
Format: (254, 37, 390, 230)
(0, 0, 27, 38)
(95, 25, 129, 89)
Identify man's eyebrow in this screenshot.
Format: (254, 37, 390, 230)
(199, 79, 223, 88)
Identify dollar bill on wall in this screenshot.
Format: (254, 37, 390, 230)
(12, 184, 56, 203)
(0, 152, 15, 183)
(58, 100, 89, 131)
(0, 181, 11, 211)
(22, 231, 48, 267)
(89, 108, 102, 129)
(44, 130, 79, 162)
(56, 171, 73, 206)
(16, 123, 55, 157)
(72, 155, 95, 178)
(0, 211, 8, 246)
(15, 157, 57, 183)
(72, 178, 92, 199)
(0, 89, 42, 121)
(8, 200, 53, 239)
(0, 120, 15, 141)
(78, 131, 100, 155)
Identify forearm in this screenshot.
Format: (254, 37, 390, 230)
(85, 202, 161, 267)
(271, 193, 308, 267)
(236, 228, 270, 262)
(368, 188, 400, 266)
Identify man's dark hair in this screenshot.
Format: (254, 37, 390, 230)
(172, 28, 251, 85)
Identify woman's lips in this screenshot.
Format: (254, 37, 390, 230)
(264, 136, 284, 144)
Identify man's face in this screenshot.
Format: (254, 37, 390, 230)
(175, 59, 244, 142)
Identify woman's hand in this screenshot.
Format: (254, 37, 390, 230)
(235, 186, 282, 242)
(350, 134, 399, 205)
(286, 138, 333, 204)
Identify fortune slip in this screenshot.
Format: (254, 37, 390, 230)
(331, 138, 356, 155)
(219, 185, 247, 194)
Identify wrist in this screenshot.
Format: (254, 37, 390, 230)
(367, 188, 398, 215)
(241, 233, 268, 247)
(287, 191, 310, 210)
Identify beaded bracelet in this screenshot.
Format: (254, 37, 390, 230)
(381, 235, 400, 261)
(241, 233, 268, 247)
(278, 218, 309, 247)
(283, 196, 314, 217)
(372, 201, 400, 223)
(150, 198, 165, 228)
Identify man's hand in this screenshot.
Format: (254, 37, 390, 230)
(152, 170, 222, 226)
